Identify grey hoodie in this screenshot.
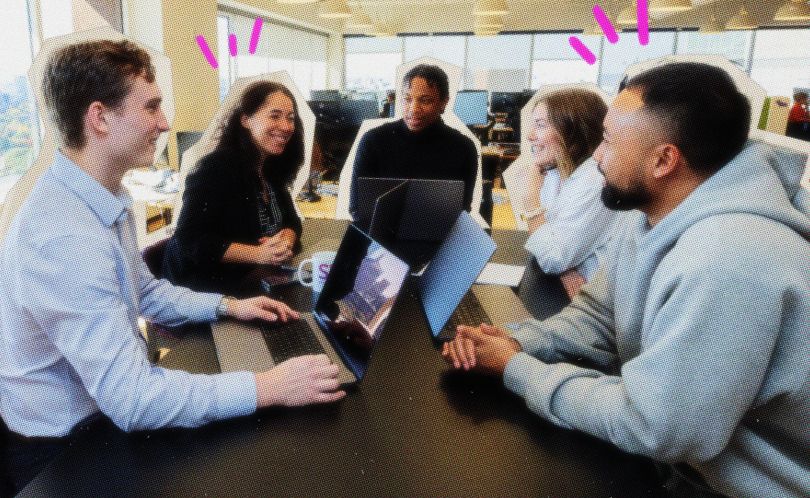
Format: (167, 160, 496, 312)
(504, 140, 810, 497)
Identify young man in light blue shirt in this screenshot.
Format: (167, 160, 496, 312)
(0, 39, 344, 492)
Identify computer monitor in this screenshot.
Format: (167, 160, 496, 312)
(311, 89, 340, 101)
(454, 90, 489, 126)
(340, 100, 379, 127)
(490, 92, 522, 114)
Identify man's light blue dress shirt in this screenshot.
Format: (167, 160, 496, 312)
(0, 151, 256, 437)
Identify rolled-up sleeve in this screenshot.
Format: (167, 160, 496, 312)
(525, 171, 616, 277)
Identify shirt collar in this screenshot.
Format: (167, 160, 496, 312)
(49, 150, 133, 227)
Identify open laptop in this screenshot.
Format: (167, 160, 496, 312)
(366, 178, 464, 269)
(416, 211, 532, 342)
(354, 177, 464, 240)
(213, 224, 410, 385)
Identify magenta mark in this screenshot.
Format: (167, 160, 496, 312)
(637, 0, 649, 46)
(195, 35, 218, 69)
(593, 5, 618, 44)
(249, 17, 263, 54)
(228, 34, 238, 57)
(569, 36, 597, 65)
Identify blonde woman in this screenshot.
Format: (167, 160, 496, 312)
(521, 89, 623, 298)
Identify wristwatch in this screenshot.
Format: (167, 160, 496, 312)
(216, 296, 235, 319)
(520, 205, 546, 222)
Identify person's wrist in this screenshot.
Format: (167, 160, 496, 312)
(217, 295, 236, 319)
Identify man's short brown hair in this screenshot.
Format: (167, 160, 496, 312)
(42, 39, 155, 149)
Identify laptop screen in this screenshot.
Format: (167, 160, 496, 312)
(417, 211, 496, 336)
(314, 225, 410, 378)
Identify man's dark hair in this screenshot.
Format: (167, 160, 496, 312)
(403, 64, 450, 101)
(42, 39, 156, 149)
(795, 91, 808, 101)
(624, 62, 751, 176)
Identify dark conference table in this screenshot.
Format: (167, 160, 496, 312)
(19, 219, 664, 497)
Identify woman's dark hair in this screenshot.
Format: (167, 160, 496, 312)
(216, 81, 305, 188)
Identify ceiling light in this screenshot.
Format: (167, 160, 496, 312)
(649, 0, 692, 13)
(318, 0, 352, 19)
(726, 4, 757, 30)
(346, 12, 373, 29)
(370, 22, 394, 37)
(474, 0, 509, 16)
(699, 13, 724, 33)
(475, 14, 504, 28)
(773, 0, 810, 22)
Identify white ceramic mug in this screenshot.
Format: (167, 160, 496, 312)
(296, 251, 336, 294)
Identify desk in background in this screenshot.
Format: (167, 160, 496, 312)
(19, 219, 663, 498)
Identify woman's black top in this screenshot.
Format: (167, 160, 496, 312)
(161, 148, 302, 295)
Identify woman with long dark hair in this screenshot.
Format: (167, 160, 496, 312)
(162, 81, 306, 294)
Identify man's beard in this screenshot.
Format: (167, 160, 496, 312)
(600, 181, 651, 211)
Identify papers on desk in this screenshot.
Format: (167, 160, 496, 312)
(475, 262, 526, 287)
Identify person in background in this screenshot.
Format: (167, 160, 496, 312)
(520, 88, 625, 298)
(349, 64, 478, 216)
(786, 91, 810, 141)
(163, 81, 305, 295)
(380, 90, 395, 118)
(444, 62, 810, 498)
(0, 40, 344, 494)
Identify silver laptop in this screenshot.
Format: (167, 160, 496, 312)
(212, 225, 410, 385)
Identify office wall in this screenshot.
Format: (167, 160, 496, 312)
(160, 0, 220, 169)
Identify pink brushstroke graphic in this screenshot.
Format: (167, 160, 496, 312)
(228, 33, 237, 57)
(195, 35, 218, 69)
(637, 0, 649, 46)
(593, 5, 618, 43)
(570, 1, 649, 64)
(569, 36, 597, 65)
(196, 17, 264, 69)
(249, 17, 263, 54)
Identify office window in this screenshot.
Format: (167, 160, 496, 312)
(217, 15, 231, 101)
(220, 11, 329, 98)
(0, 0, 124, 204)
(750, 29, 810, 97)
(344, 37, 403, 92)
(403, 35, 466, 68)
(0, 0, 36, 203)
(465, 34, 532, 91)
(531, 33, 601, 88)
(675, 30, 752, 71)
(599, 31, 676, 94)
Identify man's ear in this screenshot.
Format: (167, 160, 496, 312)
(84, 101, 110, 140)
(650, 143, 682, 180)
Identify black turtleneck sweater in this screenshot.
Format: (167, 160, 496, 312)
(349, 118, 478, 216)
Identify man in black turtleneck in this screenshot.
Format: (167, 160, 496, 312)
(349, 64, 478, 218)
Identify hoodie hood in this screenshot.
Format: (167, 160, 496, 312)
(642, 139, 810, 251)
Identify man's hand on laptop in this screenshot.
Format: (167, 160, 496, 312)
(442, 324, 522, 376)
(228, 296, 300, 323)
(255, 354, 346, 408)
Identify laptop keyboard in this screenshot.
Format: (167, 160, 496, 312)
(262, 320, 326, 364)
(443, 291, 492, 335)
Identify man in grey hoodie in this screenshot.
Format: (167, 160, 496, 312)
(443, 62, 810, 498)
